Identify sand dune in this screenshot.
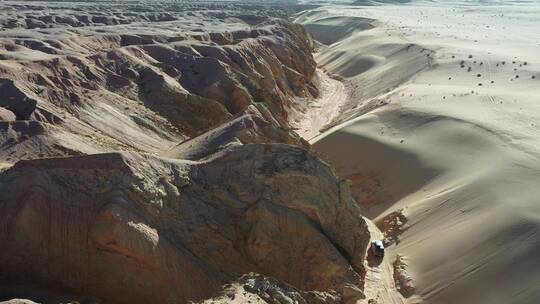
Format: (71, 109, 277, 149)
(301, 2, 540, 303)
(300, 15, 375, 45)
(296, 10, 434, 132)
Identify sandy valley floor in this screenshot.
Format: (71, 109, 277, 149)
(297, 1, 540, 303)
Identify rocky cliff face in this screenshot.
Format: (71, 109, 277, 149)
(0, 144, 369, 304)
(0, 2, 370, 304)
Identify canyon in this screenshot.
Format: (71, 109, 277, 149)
(0, 1, 374, 304)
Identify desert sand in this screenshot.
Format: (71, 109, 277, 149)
(297, 1, 540, 303)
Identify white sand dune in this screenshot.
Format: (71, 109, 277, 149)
(300, 2, 540, 303)
(296, 10, 435, 131)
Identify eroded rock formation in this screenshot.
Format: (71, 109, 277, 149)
(0, 143, 369, 303)
(393, 255, 415, 298)
(198, 273, 343, 304)
(0, 2, 371, 303)
(0, 2, 318, 161)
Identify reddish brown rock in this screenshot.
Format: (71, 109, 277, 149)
(0, 144, 370, 304)
(393, 255, 416, 298)
(381, 209, 408, 245)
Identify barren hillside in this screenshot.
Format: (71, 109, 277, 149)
(0, 2, 375, 304)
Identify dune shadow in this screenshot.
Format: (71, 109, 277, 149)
(314, 129, 441, 219)
(303, 16, 375, 46)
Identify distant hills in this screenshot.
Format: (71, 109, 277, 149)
(352, 0, 412, 5)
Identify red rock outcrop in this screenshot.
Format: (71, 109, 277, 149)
(393, 255, 415, 298)
(0, 143, 369, 304)
(381, 209, 408, 245)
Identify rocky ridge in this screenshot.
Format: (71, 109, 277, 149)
(0, 144, 370, 304)
(0, 1, 318, 161)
